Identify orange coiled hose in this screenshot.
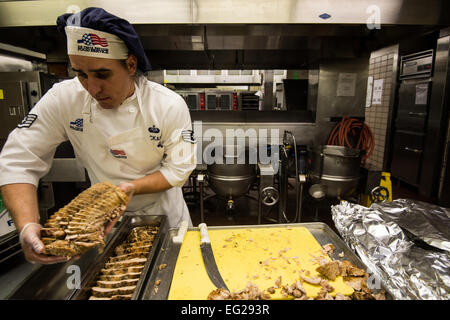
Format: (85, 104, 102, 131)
(327, 117, 374, 162)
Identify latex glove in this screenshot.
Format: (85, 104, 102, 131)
(103, 182, 135, 236)
(19, 222, 70, 265)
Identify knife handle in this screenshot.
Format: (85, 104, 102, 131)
(198, 223, 211, 244)
(173, 220, 188, 244)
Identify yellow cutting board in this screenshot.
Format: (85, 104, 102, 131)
(168, 226, 353, 300)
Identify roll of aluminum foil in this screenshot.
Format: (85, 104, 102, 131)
(331, 200, 450, 300)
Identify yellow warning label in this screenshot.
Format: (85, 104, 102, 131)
(0, 89, 4, 100)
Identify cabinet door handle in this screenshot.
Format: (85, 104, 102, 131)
(404, 146, 422, 154)
(408, 112, 426, 117)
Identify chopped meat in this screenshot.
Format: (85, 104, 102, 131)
(208, 283, 269, 300)
(339, 260, 366, 277)
(295, 281, 307, 295)
(373, 291, 386, 300)
(275, 276, 282, 288)
(207, 288, 231, 300)
(158, 264, 167, 271)
(316, 261, 341, 281)
(344, 276, 364, 291)
(320, 280, 335, 293)
(352, 291, 375, 300)
(334, 293, 351, 300)
(314, 288, 334, 300)
(299, 275, 322, 285)
(322, 243, 335, 255)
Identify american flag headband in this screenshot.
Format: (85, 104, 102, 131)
(65, 26, 128, 59)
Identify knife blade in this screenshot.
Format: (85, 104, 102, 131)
(152, 220, 188, 299)
(198, 223, 229, 291)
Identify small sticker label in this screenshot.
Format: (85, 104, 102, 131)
(0, 89, 4, 100)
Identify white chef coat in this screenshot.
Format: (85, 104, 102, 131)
(0, 75, 196, 228)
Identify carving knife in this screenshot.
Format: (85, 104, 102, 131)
(152, 220, 188, 299)
(198, 223, 229, 291)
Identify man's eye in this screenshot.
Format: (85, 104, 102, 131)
(96, 72, 111, 80)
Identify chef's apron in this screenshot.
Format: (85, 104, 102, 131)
(77, 83, 192, 228)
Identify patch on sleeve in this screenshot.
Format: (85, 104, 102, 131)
(17, 113, 38, 128)
(181, 129, 196, 144)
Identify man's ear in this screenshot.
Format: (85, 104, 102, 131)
(126, 54, 138, 75)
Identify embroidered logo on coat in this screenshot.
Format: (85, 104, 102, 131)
(17, 113, 38, 128)
(70, 118, 83, 131)
(110, 149, 127, 159)
(148, 125, 160, 134)
(181, 129, 196, 144)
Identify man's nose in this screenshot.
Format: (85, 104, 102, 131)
(87, 77, 102, 96)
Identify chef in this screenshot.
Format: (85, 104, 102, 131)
(0, 7, 196, 264)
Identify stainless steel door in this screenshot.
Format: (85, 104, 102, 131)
(391, 131, 424, 186)
(396, 80, 431, 132)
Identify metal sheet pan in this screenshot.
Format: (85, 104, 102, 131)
(8, 230, 116, 300)
(69, 214, 166, 300)
(8, 214, 166, 300)
(141, 222, 393, 300)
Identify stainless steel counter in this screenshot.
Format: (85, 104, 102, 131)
(0, 254, 39, 299)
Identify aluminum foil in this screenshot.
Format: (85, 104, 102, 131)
(371, 199, 450, 252)
(331, 200, 450, 300)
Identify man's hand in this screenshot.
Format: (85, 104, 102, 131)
(103, 182, 135, 236)
(19, 223, 70, 264)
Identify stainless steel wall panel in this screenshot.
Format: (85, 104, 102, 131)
(316, 58, 368, 120)
(420, 35, 450, 199)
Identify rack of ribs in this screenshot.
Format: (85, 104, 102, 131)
(40, 182, 129, 257)
(88, 225, 159, 300)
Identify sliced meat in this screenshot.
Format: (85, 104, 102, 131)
(96, 278, 139, 289)
(44, 240, 76, 256)
(108, 252, 149, 262)
(40, 228, 66, 238)
(91, 285, 137, 298)
(114, 245, 151, 256)
(43, 182, 129, 257)
(98, 272, 142, 282)
(100, 265, 145, 275)
(104, 258, 147, 269)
